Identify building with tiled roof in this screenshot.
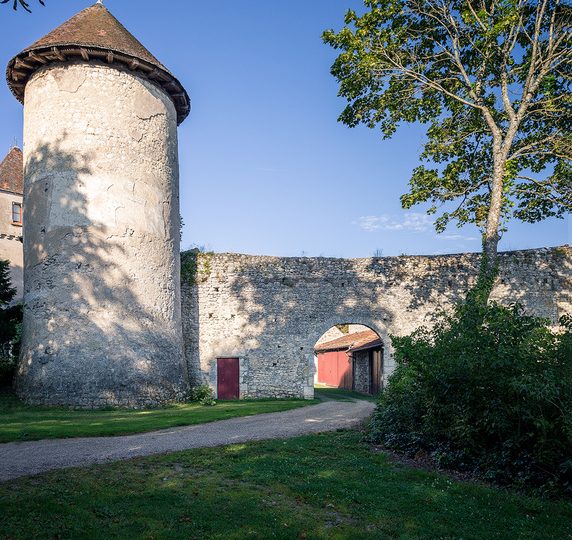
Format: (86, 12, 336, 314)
(314, 328, 382, 354)
(7, 1, 190, 407)
(315, 327, 383, 395)
(0, 146, 23, 195)
(0, 147, 23, 299)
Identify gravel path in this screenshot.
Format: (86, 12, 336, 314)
(0, 399, 374, 482)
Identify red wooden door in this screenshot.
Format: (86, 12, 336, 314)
(217, 358, 239, 400)
(317, 351, 353, 389)
(318, 351, 338, 386)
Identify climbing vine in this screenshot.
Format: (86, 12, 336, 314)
(180, 250, 213, 286)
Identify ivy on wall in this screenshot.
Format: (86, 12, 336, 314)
(181, 250, 213, 286)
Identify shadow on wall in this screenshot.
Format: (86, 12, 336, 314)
(182, 245, 572, 400)
(10, 259, 23, 301)
(17, 139, 187, 408)
(182, 253, 398, 399)
(401, 248, 572, 315)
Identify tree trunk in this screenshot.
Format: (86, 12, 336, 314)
(479, 155, 505, 294)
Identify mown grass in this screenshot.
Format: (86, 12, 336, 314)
(314, 387, 378, 402)
(1, 430, 571, 539)
(0, 390, 317, 443)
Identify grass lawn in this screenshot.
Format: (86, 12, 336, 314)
(1, 430, 571, 539)
(314, 386, 378, 402)
(0, 390, 317, 443)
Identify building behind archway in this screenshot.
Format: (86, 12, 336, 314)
(314, 326, 383, 395)
(0, 147, 23, 300)
(182, 246, 571, 400)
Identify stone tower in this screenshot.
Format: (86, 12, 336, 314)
(6, 2, 191, 407)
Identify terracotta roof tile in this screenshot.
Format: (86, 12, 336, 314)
(22, 3, 167, 72)
(6, 3, 190, 124)
(314, 329, 381, 353)
(0, 147, 23, 195)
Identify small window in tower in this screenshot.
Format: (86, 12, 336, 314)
(12, 202, 22, 225)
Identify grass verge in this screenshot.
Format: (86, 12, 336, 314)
(314, 387, 377, 402)
(0, 390, 317, 443)
(1, 430, 571, 539)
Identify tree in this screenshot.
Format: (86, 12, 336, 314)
(324, 0, 572, 282)
(0, 260, 21, 376)
(0, 260, 21, 381)
(0, 260, 16, 308)
(1, 0, 44, 12)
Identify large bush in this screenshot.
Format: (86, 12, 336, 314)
(370, 294, 572, 497)
(0, 260, 22, 387)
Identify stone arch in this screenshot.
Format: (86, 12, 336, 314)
(183, 248, 570, 400)
(308, 319, 391, 398)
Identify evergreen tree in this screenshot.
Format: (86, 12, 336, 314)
(0, 260, 21, 381)
(0, 260, 16, 308)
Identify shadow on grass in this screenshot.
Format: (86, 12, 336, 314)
(315, 387, 378, 403)
(1, 431, 571, 539)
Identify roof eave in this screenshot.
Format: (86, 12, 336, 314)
(315, 346, 351, 354)
(0, 187, 24, 196)
(348, 340, 383, 353)
(6, 44, 190, 125)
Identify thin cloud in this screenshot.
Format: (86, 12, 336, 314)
(439, 234, 479, 241)
(355, 213, 433, 233)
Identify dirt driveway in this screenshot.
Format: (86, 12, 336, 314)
(0, 398, 374, 481)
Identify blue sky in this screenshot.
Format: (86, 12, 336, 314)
(0, 0, 569, 257)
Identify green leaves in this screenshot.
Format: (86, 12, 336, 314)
(324, 0, 572, 246)
(370, 295, 572, 496)
(0, 261, 16, 308)
(0, 260, 21, 385)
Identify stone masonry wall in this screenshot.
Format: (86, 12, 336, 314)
(315, 326, 345, 346)
(17, 62, 187, 408)
(181, 245, 571, 400)
(352, 350, 370, 395)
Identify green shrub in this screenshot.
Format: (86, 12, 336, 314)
(189, 385, 216, 406)
(0, 260, 22, 387)
(0, 356, 17, 387)
(370, 297, 572, 497)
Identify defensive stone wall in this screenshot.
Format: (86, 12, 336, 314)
(181, 245, 571, 399)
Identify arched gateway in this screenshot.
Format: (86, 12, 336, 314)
(182, 247, 571, 400)
(6, 4, 570, 408)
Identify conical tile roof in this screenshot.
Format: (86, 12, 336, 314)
(6, 2, 190, 124)
(0, 147, 23, 195)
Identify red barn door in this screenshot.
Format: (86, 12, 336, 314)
(317, 351, 353, 389)
(318, 351, 338, 386)
(217, 358, 239, 400)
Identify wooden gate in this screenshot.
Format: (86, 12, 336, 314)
(217, 357, 239, 400)
(369, 349, 382, 395)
